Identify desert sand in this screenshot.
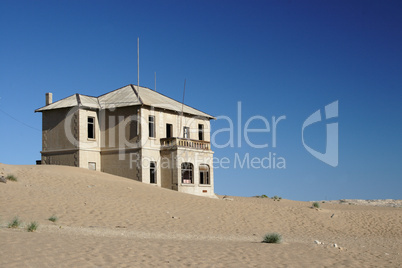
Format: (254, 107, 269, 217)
(0, 163, 401, 267)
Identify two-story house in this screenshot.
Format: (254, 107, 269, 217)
(35, 84, 216, 198)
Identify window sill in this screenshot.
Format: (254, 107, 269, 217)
(87, 138, 96, 141)
(199, 184, 211, 187)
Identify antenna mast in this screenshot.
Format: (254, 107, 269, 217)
(179, 79, 186, 137)
(137, 37, 140, 92)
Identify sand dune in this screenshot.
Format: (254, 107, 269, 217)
(1, 163, 401, 267)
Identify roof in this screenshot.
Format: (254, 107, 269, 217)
(35, 84, 215, 119)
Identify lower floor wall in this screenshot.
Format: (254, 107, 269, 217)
(42, 151, 78, 167)
(100, 149, 141, 182)
(41, 148, 216, 198)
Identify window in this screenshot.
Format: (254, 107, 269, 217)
(183, 126, 190, 139)
(149, 116, 155, 138)
(88, 162, 96, 170)
(199, 164, 210, 184)
(181, 162, 193, 184)
(198, 124, 204, 141)
(150, 162, 156, 184)
(88, 117, 95, 139)
(166, 123, 173, 138)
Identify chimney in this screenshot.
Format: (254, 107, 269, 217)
(46, 93, 53, 105)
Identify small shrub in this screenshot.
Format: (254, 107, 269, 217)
(262, 232, 282, 244)
(6, 174, 17, 182)
(27, 222, 39, 232)
(254, 194, 269, 198)
(8, 217, 22, 228)
(312, 202, 320, 208)
(48, 215, 58, 222)
(271, 195, 282, 201)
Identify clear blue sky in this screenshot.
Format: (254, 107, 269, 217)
(1, 0, 401, 201)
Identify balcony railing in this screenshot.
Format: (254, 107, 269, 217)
(160, 137, 211, 150)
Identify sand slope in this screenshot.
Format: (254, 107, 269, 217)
(1, 163, 401, 267)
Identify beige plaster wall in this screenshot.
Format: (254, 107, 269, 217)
(42, 108, 77, 152)
(101, 149, 141, 181)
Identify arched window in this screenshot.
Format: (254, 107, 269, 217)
(199, 164, 210, 185)
(181, 162, 193, 184)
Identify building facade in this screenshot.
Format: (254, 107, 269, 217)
(35, 85, 216, 198)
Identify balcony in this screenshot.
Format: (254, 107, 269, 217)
(160, 137, 211, 150)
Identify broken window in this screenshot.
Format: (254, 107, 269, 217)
(181, 162, 193, 184)
(199, 164, 210, 184)
(88, 117, 95, 139)
(166, 123, 173, 138)
(149, 115, 155, 138)
(150, 162, 156, 184)
(183, 126, 190, 139)
(198, 124, 204, 141)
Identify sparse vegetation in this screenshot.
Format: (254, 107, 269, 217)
(312, 202, 320, 208)
(255, 194, 269, 198)
(8, 216, 22, 228)
(6, 174, 17, 182)
(272, 195, 282, 201)
(27, 222, 39, 232)
(48, 215, 58, 222)
(262, 232, 282, 243)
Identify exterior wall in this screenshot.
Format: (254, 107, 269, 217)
(42, 108, 78, 152)
(40, 103, 216, 198)
(140, 106, 215, 197)
(140, 107, 211, 147)
(100, 106, 140, 150)
(100, 149, 141, 181)
(140, 148, 162, 186)
(175, 149, 215, 198)
(160, 150, 177, 190)
(41, 108, 79, 166)
(78, 109, 101, 170)
(42, 151, 77, 167)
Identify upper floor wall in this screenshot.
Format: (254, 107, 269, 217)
(140, 106, 211, 149)
(42, 104, 212, 153)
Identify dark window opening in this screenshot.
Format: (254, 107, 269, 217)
(199, 164, 210, 184)
(198, 124, 204, 141)
(166, 123, 173, 138)
(88, 117, 95, 139)
(183, 126, 190, 139)
(150, 162, 156, 184)
(181, 162, 193, 184)
(149, 116, 155, 138)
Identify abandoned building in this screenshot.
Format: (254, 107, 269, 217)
(35, 84, 216, 197)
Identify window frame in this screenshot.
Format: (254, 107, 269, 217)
(199, 164, 210, 185)
(166, 123, 173, 138)
(181, 162, 193, 184)
(183, 126, 190, 139)
(198, 124, 204, 141)
(150, 161, 156, 184)
(88, 162, 96, 170)
(87, 116, 95, 140)
(148, 115, 155, 138)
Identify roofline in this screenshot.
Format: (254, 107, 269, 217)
(130, 84, 144, 105)
(35, 84, 216, 119)
(35, 93, 77, 113)
(128, 84, 215, 119)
